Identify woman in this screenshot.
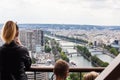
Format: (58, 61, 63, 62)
(0, 21, 32, 80)
(83, 71, 99, 80)
(53, 59, 69, 80)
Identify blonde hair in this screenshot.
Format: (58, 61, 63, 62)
(83, 71, 99, 80)
(1, 21, 17, 44)
(54, 59, 69, 80)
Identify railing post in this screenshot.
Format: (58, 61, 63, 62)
(34, 71, 36, 80)
(80, 72, 82, 80)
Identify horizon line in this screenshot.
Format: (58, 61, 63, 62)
(0, 23, 120, 26)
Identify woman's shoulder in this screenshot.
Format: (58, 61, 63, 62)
(0, 46, 2, 51)
(15, 46, 29, 56)
(0, 45, 6, 51)
(17, 45, 28, 52)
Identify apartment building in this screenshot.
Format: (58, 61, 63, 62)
(19, 29, 44, 53)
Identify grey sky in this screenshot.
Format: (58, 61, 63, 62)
(0, 0, 120, 25)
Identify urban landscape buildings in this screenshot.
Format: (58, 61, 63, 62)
(0, 25, 120, 80)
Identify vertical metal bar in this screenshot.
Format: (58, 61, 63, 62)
(80, 72, 82, 80)
(34, 71, 36, 80)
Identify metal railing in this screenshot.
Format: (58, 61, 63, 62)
(27, 66, 105, 80)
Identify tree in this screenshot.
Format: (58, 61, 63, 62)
(102, 62, 109, 67)
(69, 73, 80, 80)
(60, 52, 69, 62)
(57, 46, 62, 52)
(89, 42, 93, 46)
(45, 45, 51, 53)
(110, 48, 119, 56)
(91, 56, 109, 67)
(32, 58, 37, 64)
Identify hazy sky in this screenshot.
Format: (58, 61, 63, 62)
(0, 0, 120, 25)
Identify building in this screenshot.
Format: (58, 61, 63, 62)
(26, 72, 48, 80)
(19, 30, 33, 51)
(19, 29, 44, 53)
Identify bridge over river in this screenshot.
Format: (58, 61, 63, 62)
(45, 35, 114, 66)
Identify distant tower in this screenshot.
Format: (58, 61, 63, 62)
(94, 41, 97, 46)
(19, 30, 33, 51)
(114, 40, 119, 45)
(33, 29, 44, 53)
(19, 30, 27, 47)
(41, 30, 44, 46)
(19, 29, 44, 53)
(26, 30, 33, 51)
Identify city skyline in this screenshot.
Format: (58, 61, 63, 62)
(0, 0, 120, 26)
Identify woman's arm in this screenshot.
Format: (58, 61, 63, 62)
(22, 48, 32, 70)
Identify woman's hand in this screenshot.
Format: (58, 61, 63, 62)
(14, 37, 23, 46)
